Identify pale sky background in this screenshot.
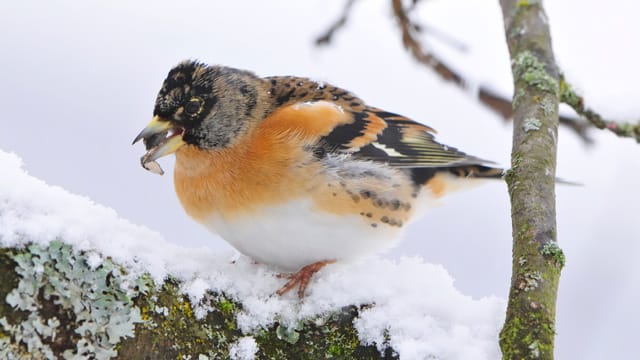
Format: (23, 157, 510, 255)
(1, 0, 638, 359)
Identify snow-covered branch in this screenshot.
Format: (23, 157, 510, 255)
(0, 151, 504, 359)
(0, 243, 389, 359)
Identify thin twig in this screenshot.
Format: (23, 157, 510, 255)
(406, 0, 425, 13)
(391, 0, 463, 83)
(315, 0, 358, 46)
(560, 76, 640, 142)
(414, 23, 469, 53)
(479, 88, 593, 144)
(391, 0, 593, 143)
(315, 0, 596, 144)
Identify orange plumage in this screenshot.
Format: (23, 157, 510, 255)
(134, 60, 503, 297)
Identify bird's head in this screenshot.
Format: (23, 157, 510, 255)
(133, 60, 266, 173)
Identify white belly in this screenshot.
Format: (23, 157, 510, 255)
(200, 198, 404, 270)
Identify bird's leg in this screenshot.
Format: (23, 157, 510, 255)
(276, 260, 336, 298)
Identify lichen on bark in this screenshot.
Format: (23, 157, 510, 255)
(499, 0, 564, 359)
(0, 242, 396, 360)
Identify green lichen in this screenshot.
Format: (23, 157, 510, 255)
(523, 117, 542, 132)
(512, 51, 559, 95)
(0, 249, 26, 327)
(1, 243, 398, 359)
(540, 241, 566, 269)
(522, 271, 543, 292)
(612, 122, 639, 137)
(516, 0, 540, 7)
(276, 322, 302, 345)
(218, 298, 235, 316)
(559, 78, 580, 106)
(1, 241, 142, 359)
(513, 88, 526, 109)
(119, 280, 244, 359)
(529, 339, 541, 358)
(500, 229, 560, 359)
(503, 2, 562, 358)
(540, 96, 556, 117)
(515, 222, 532, 242)
(504, 168, 515, 187)
(505, 152, 525, 189)
(500, 308, 555, 359)
(255, 306, 397, 360)
(120, 282, 394, 359)
(512, 152, 524, 168)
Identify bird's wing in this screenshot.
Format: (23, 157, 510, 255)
(260, 75, 493, 168)
(318, 106, 494, 168)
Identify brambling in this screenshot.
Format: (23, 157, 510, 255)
(133, 60, 502, 298)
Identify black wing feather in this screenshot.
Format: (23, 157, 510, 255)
(320, 108, 495, 168)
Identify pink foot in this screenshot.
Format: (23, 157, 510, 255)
(276, 260, 335, 298)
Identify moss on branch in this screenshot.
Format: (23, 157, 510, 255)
(499, 0, 564, 359)
(0, 242, 396, 360)
(560, 77, 640, 142)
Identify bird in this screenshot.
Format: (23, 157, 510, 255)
(133, 60, 503, 298)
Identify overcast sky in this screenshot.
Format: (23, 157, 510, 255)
(1, 0, 638, 358)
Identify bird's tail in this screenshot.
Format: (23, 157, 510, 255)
(409, 165, 501, 198)
(444, 164, 505, 180)
(411, 165, 579, 197)
(447, 165, 581, 185)
(410, 164, 502, 185)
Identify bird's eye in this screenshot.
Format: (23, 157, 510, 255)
(184, 98, 203, 116)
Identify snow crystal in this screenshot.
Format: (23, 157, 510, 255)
(229, 336, 258, 360)
(0, 149, 506, 359)
(85, 251, 104, 270)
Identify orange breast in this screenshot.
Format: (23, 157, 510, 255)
(173, 101, 352, 221)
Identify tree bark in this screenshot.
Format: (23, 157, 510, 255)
(498, 1, 564, 359)
(0, 242, 396, 360)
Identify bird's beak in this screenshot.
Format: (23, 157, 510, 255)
(133, 115, 186, 175)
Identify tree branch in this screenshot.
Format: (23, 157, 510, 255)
(316, 0, 595, 143)
(391, 0, 462, 84)
(390, 0, 592, 143)
(315, 0, 359, 46)
(480, 87, 594, 144)
(560, 76, 640, 142)
(499, 1, 563, 359)
(0, 242, 396, 359)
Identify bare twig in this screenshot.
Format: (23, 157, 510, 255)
(478, 88, 514, 119)
(315, 0, 358, 46)
(479, 88, 593, 143)
(316, 0, 639, 144)
(560, 76, 640, 142)
(391, 0, 594, 143)
(391, 0, 463, 83)
(557, 115, 593, 143)
(414, 23, 469, 53)
(406, 0, 425, 13)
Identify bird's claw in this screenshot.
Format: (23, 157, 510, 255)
(276, 260, 335, 298)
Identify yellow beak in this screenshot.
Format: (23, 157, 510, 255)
(133, 115, 186, 174)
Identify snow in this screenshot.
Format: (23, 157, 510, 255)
(0, 149, 505, 359)
(229, 336, 259, 360)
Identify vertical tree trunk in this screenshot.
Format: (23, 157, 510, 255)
(498, 1, 565, 359)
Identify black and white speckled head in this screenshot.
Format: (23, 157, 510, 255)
(153, 60, 267, 149)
